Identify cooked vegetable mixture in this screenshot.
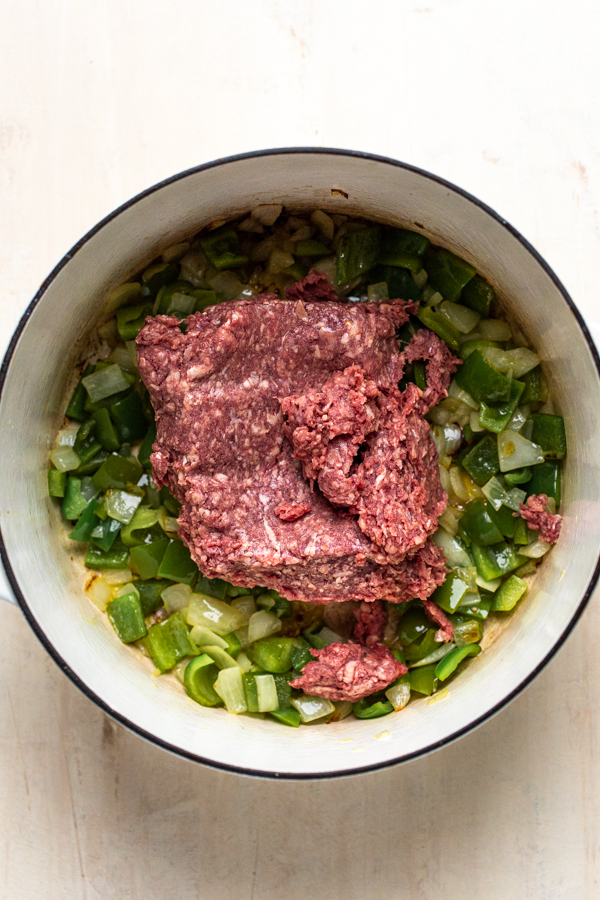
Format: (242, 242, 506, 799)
(48, 205, 565, 726)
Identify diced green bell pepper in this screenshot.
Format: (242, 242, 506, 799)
(408, 663, 438, 695)
(336, 225, 382, 284)
(110, 391, 147, 444)
(456, 350, 512, 404)
(416, 306, 461, 352)
(459, 499, 503, 546)
(255, 590, 293, 618)
(284, 261, 309, 282)
(369, 265, 422, 302)
(129, 538, 169, 579)
(157, 539, 198, 585)
(404, 628, 439, 662)
(84, 540, 129, 570)
(116, 303, 153, 340)
(269, 707, 301, 727)
(65, 365, 94, 421)
(461, 435, 500, 485)
(136, 578, 170, 616)
(526, 461, 561, 505)
(504, 467, 532, 486)
(435, 643, 481, 682)
(48, 469, 67, 498)
(194, 574, 230, 600)
(450, 615, 483, 646)
(378, 228, 430, 273)
(243, 673, 260, 712)
(430, 571, 470, 614)
(192, 289, 218, 312)
(487, 502, 517, 540)
(426, 248, 476, 302)
(143, 263, 180, 297)
(184, 654, 222, 706)
(69, 498, 101, 541)
(471, 542, 526, 581)
(75, 449, 109, 477)
(295, 239, 330, 257)
(414, 361, 427, 390)
(92, 454, 142, 491)
(200, 226, 248, 271)
(62, 476, 89, 520)
(530, 413, 567, 460)
(461, 275, 494, 317)
(147, 612, 197, 672)
(107, 592, 147, 643)
(456, 593, 493, 621)
(291, 644, 313, 671)
(252, 637, 299, 673)
(479, 379, 525, 434)
(90, 515, 123, 552)
(513, 517, 537, 546)
(459, 339, 500, 360)
(520, 366, 544, 404)
(398, 607, 430, 645)
(154, 280, 196, 314)
(493, 575, 527, 611)
(353, 696, 394, 719)
(91, 407, 120, 452)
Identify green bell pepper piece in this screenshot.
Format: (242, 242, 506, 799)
(157, 539, 198, 585)
(461, 435, 500, 485)
(90, 515, 122, 552)
(255, 590, 293, 618)
(200, 226, 248, 271)
(154, 280, 196, 314)
(336, 225, 382, 284)
(530, 413, 567, 460)
(430, 571, 470, 614)
(450, 615, 483, 646)
(369, 265, 422, 302)
(92, 407, 120, 452)
(147, 612, 197, 672)
(110, 391, 147, 444)
(461, 275, 494, 317)
(136, 578, 170, 616)
(456, 350, 512, 404)
(459, 338, 500, 360)
(471, 542, 526, 581)
(69, 498, 101, 541)
(504, 466, 532, 486)
(129, 538, 169, 579)
(435, 643, 481, 682)
(408, 663, 438, 695)
(295, 239, 330, 257)
(48, 469, 67, 498)
(184, 654, 222, 706)
(252, 637, 299, 673)
(243, 673, 260, 712)
(479, 379, 525, 434)
(353, 696, 394, 719)
(414, 361, 427, 390)
(493, 575, 527, 611)
(84, 540, 129, 570)
(404, 628, 439, 662)
(513, 518, 537, 546)
(291, 644, 313, 671)
(487, 502, 517, 540)
(195, 574, 230, 600)
(416, 306, 461, 352)
(143, 263, 180, 297)
(378, 228, 430, 273)
(426, 248, 476, 302)
(65, 365, 94, 421)
(192, 289, 218, 312)
(75, 449, 109, 477)
(520, 366, 544, 404)
(398, 608, 430, 645)
(107, 592, 147, 643)
(455, 593, 493, 621)
(459, 499, 503, 546)
(62, 476, 89, 520)
(269, 707, 301, 727)
(92, 454, 142, 491)
(284, 261, 309, 282)
(116, 303, 153, 341)
(526, 461, 561, 505)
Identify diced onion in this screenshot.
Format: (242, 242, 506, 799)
(437, 505, 461, 536)
(234, 625, 250, 649)
(107, 345, 137, 373)
(482, 476, 509, 510)
(82, 364, 131, 403)
(203, 645, 240, 670)
(443, 423, 463, 454)
(367, 282, 389, 303)
(98, 319, 119, 343)
(162, 583, 192, 614)
(520, 540, 552, 559)
(316, 627, 344, 646)
(80, 477, 100, 502)
(448, 380, 479, 410)
(229, 596, 256, 619)
(102, 568, 134, 585)
(162, 241, 190, 264)
(331, 700, 354, 721)
(256, 674, 280, 712)
(476, 573, 501, 592)
(470, 410, 485, 433)
(507, 406, 529, 433)
(238, 216, 264, 234)
(173, 660, 188, 683)
(290, 695, 335, 723)
(105, 282, 141, 313)
(186, 593, 247, 635)
(433, 528, 472, 567)
(438, 464, 451, 495)
(498, 430, 544, 472)
(313, 255, 337, 283)
(85, 574, 113, 611)
(49, 446, 80, 472)
(247, 610, 282, 644)
(449, 466, 470, 502)
(410, 642, 456, 668)
(209, 271, 245, 301)
(481, 347, 540, 379)
(479, 319, 512, 341)
(267, 249, 295, 274)
(251, 204, 282, 226)
(412, 268, 428, 289)
(439, 301, 481, 334)
(236, 651, 253, 673)
(455, 566, 478, 591)
(55, 425, 79, 447)
(385, 681, 411, 711)
(166, 293, 196, 316)
(546, 497, 556, 514)
(105, 489, 142, 525)
(190, 625, 228, 650)
(504, 487, 527, 512)
(114, 581, 140, 600)
(179, 250, 210, 287)
(311, 209, 335, 241)
(213, 668, 247, 713)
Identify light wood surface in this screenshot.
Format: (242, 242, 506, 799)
(1, 2, 600, 897)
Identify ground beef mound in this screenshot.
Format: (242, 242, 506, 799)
(353, 600, 387, 647)
(137, 289, 454, 604)
(285, 269, 339, 303)
(289, 641, 406, 701)
(516, 494, 562, 544)
(422, 597, 454, 643)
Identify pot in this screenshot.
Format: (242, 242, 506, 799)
(1, 148, 599, 779)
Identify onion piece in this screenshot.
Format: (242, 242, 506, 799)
(209, 271, 245, 301)
(498, 430, 544, 472)
(312, 255, 337, 283)
(482, 476, 509, 510)
(105, 282, 141, 313)
(55, 425, 79, 447)
(455, 566, 478, 591)
(506, 405, 530, 433)
(520, 540, 552, 559)
(251, 204, 282, 226)
(203, 645, 240, 670)
(162, 583, 192, 614)
(437, 505, 462, 536)
(385, 681, 411, 711)
(504, 487, 527, 512)
(213, 667, 247, 714)
(267, 249, 295, 274)
(311, 209, 335, 241)
(479, 319, 512, 341)
(470, 410, 485, 433)
(316, 626, 345, 646)
(107, 345, 137, 373)
(189, 625, 228, 650)
(367, 282, 389, 303)
(433, 528, 472, 567)
(449, 466, 470, 502)
(290, 695, 335, 723)
(476, 573, 501, 592)
(439, 301, 481, 334)
(82, 364, 131, 403)
(186, 594, 247, 635)
(49, 446, 80, 473)
(448, 380, 479, 410)
(481, 347, 540, 379)
(236, 651, 253, 673)
(247, 610, 282, 644)
(412, 268, 428, 289)
(256, 674, 279, 712)
(85, 574, 113, 611)
(229, 596, 257, 619)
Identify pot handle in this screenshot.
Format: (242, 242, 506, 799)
(0, 560, 16, 605)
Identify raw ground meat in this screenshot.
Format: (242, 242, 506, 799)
(353, 600, 387, 647)
(422, 597, 454, 643)
(516, 493, 562, 544)
(285, 270, 339, 304)
(289, 641, 406, 701)
(137, 286, 454, 604)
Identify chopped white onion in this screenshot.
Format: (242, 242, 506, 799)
(291, 695, 335, 723)
(107, 345, 137, 373)
(162, 583, 192, 614)
(173, 660, 188, 683)
(439, 301, 481, 334)
(498, 430, 544, 472)
(166, 292, 196, 316)
(85, 574, 113, 611)
(203, 645, 240, 670)
(433, 528, 472, 567)
(186, 594, 247, 635)
(443, 423, 463, 454)
(267, 249, 295, 274)
(449, 466, 470, 502)
(385, 681, 411, 711)
(234, 625, 250, 649)
(438, 464, 451, 495)
(367, 282, 389, 303)
(238, 216, 264, 234)
(448, 379, 479, 410)
(179, 250, 210, 287)
(229, 596, 256, 619)
(412, 268, 428, 289)
(209, 271, 245, 301)
(213, 668, 247, 714)
(256, 674, 280, 712)
(482, 475, 509, 511)
(55, 425, 79, 447)
(312, 255, 337, 283)
(437, 505, 462, 536)
(455, 566, 478, 592)
(190, 625, 228, 650)
(236, 651, 253, 673)
(102, 568, 134, 585)
(162, 241, 190, 264)
(331, 700, 354, 721)
(479, 319, 512, 341)
(520, 540, 552, 559)
(481, 347, 540, 379)
(506, 405, 530, 433)
(105, 282, 141, 313)
(247, 610, 282, 644)
(316, 627, 345, 646)
(476, 573, 501, 592)
(470, 410, 485, 433)
(114, 581, 140, 600)
(49, 446, 80, 473)
(82, 364, 131, 403)
(310, 209, 335, 241)
(251, 204, 282, 226)
(504, 487, 527, 512)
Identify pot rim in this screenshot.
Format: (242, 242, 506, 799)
(1, 146, 599, 780)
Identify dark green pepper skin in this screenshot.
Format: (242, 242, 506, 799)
(426, 248, 476, 302)
(455, 350, 512, 404)
(353, 695, 394, 719)
(157, 540, 198, 585)
(200, 227, 248, 271)
(369, 266, 422, 303)
(184, 655, 222, 706)
(336, 225, 382, 284)
(252, 637, 300, 673)
(461, 275, 494, 317)
(107, 592, 147, 643)
(146, 612, 197, 672)
(525, 461, 561, 505)
(461, 435, 500, 485)
(459, 499, 503, 546)
(530, 414, 567, 459)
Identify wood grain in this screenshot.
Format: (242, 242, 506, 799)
(1, 1, 599, 897)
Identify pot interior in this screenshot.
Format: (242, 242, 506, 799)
(1, 151, 598, 777)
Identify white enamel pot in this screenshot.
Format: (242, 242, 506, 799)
(1, 148, 599, 779)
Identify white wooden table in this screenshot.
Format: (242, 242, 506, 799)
(1, 2, 599, 897)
